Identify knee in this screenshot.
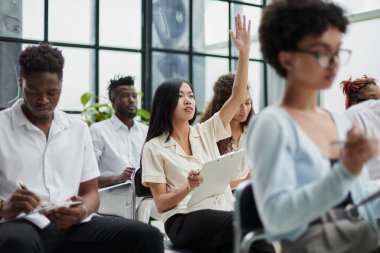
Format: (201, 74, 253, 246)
(0, 226, 41, 252)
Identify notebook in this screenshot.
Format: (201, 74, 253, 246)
(187, 149, 246, 207)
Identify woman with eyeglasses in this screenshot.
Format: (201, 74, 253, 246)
(247, 0, 380, 252)
(342, 75, 380, 185)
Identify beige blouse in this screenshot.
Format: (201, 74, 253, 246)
(142, 112, 238, 223)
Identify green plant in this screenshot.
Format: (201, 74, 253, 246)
(80, 92, 151, 126)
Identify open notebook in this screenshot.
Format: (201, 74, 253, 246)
(187, 149, 246, 207)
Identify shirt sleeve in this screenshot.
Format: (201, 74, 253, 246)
(89, 125, 103, 163)
(141, 141, 166, 186)
(247, 112, 357, 239)
(81, 125, 100, 182)
(200, 111, 231, 142)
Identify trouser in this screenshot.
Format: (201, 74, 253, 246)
(165, 209, 234, 253)
(99, 184, 160, 223)
(165, 209, 276, 253)
(0, 216, 164, 253)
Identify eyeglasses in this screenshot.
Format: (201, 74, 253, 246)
(294, 48, 352, 68)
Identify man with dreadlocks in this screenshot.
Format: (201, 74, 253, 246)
(341, 75, 380, 182)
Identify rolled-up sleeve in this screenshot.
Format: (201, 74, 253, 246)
(142, 142, 167, 186)
(201, 112, 231, 142)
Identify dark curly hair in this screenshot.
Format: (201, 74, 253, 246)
(199, 73, 254, 155)
(259, 0, 348, 77)
(107, 75, 135, 101)
(18, 43, 64, 79)
(341, 75, 378, 109)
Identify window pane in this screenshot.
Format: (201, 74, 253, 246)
(0, 41, 21, 108)
(49, 0, 95, 44)
(322, 18, 380, 113)
(100, 0, 141, 49)
(332, 0, 380, 15)
(231, 4, 262, 59)
(232, 60, 263, 113)
(193, 0, 229, 56)
(152, 52, 189, 93)
(99, 51, 142, 104)
(22, 0, 44, 40)
(152, 0, 189, 50)
(193, 56, 229, 113)
(0, 0, 20, 38)
(232, 0, 263, 5)
(56, 47, 95, 111)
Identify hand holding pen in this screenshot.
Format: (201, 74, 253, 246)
(186, 169, 203, 191)
(340, 126, 379, 175)
(0, 181, 41, 219)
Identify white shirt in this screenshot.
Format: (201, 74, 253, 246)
(90, 114, 148, 174)
(345, 100, 380, 179)
(231, 127, 251, 179)
(0, 99, 100, 228)
(142, 112, 235, 223)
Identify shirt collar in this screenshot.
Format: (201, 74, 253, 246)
(110, 114, 136, 130)
(11, 98, 71, 130)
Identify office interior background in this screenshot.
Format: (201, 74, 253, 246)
(0, 0, 379, 115)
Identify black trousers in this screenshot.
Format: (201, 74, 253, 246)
(165, 209, 276, 253)
(0, 215, 164, 253)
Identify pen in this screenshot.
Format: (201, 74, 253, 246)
(18, 180, 27, 190)
(127, 161, 136, 169)
(330, 140, 344, 146)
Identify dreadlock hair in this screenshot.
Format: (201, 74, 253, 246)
(341, 75, 378, 109)
(108, 75, 135, 101)
(18, 43, 64, 79)
(199, 73, 254, 155)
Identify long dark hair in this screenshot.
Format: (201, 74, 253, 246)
(145, 78, 196, 143)
(199, 73, 254, 155)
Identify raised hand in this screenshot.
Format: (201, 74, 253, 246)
(229, 14, 251, 55)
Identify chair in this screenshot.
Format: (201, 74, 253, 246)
(130, 167, 153, 220)
(130, 168, 197, 253)
(233, 180, 269, 253)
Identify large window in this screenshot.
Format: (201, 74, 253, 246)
(0, 0, 266, 114)
(322, 2, 380, 113)
(150, 0, 266, 113)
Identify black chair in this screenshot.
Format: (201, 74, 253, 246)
(233, 181, 275, 253)
(131, 168, 198, 253)
(130, 167, 153, 220)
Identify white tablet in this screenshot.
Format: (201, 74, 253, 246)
(187, 149, 246, 207)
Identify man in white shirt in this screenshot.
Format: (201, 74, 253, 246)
(0, 44, 163, 253)
(90, 76, 157, 222)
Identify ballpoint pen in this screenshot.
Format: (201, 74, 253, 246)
(18, 180, 27, 190)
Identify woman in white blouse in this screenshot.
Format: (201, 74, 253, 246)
(142, 15, 251, 252)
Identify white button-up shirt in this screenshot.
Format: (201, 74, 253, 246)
(0, 99, 100, 228)
(90, 114, 148, 174)
(142, 112, 235, 223)
(345, 100, 380, 180)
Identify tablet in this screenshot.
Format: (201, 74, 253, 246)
(187, 149, 246, 207)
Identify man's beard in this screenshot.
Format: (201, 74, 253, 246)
(120, 110, 136, 119)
